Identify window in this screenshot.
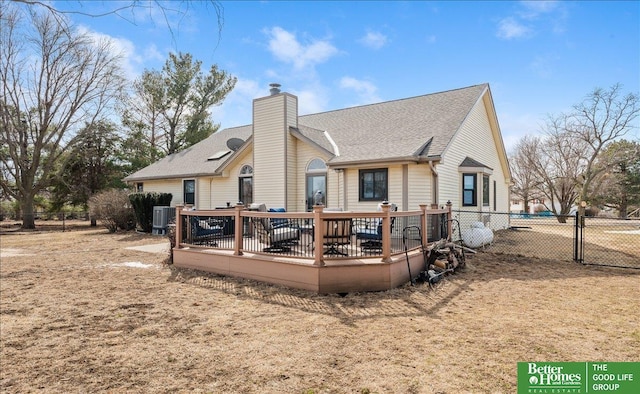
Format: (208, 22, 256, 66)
(183, 180, 195, 205)
(483, 175, 490, 206)
(306, 159, 327, 211)
(359, 168, 388, 201)
(238, 165, 253, 205)
(136, 183, 143, 192)
(462, 174, 477, 206)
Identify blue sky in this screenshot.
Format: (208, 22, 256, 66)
(58, 1, 639, 152)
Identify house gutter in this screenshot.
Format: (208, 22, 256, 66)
(329, 155, 441, 170)
(428, 160, 438, 176)
(429, 160, 439, 206)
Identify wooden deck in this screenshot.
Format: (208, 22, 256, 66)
(172, 203, 451, 293)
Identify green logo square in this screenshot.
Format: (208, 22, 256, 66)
(518, 362, 640, 394)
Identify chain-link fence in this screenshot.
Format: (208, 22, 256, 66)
(0, 211, 92, 232)
(579, 216, 640, 269)
(452, 210, 639, 269)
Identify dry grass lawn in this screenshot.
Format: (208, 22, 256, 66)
(1, 221, 639, 393)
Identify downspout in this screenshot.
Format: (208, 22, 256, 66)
(429, 160, 438, 207)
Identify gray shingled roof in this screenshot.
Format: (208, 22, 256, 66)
(124, 125, 252, 181)
(125, 84, 488, 181)
(459, 156, 493, 169)
(299, 84, 488, 165)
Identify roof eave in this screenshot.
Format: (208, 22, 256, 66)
(124, 172, 225, 183)
(328, 155, 441, 169)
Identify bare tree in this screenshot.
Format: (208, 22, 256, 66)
(565, 84, 639, 203)
(509, 135, 544, 214)
(517, 85, 640, 223)
(10, 0, 224, 48)
(535, 122, 587, 222)
(0, 6, 125, 228)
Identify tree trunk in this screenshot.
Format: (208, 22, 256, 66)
(21, 197, 36, 229)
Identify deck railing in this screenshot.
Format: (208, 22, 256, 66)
(175, 202, 452, 266)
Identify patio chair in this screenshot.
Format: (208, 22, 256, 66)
(355, 203, 397, 251)
(190, 216, 224, 246)
(322, 218, 353, 256)
(250, 204, 300, 252)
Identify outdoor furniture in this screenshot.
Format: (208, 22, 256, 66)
(250, 204, 300, 252)
(355, 203, 397, 251)
(191, 216, 224, 246)
(322, 218, 353, 256)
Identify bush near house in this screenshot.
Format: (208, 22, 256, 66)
(129, 192, 172, 233)
(88, 189, 136, 232)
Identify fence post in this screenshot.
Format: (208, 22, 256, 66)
(574, 201, 586, 264)
(313, 204, 324, 266)
(419, 204, 429, 245)
(234, 203, 244, 256)
(175, 205, 184, 248)
(381, 201, 392, 263)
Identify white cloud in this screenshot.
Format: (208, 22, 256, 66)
(497, 112, 541, 153)
(294, 88, 329, 115)
(529, 55, 556, 79)
(519, 0, 559, 19)
(497, 1, 567, 40)
(142, 44, 165, 64)
(210, 78, 263, 127)
(496, 17, 531, 40)
(264, 27, 338, 70)
(339, 77, 381, 106)
(76, 25, 143, 81)
(358, 31, 388, 50)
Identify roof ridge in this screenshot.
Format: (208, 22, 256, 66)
(299, 83, 488, 118)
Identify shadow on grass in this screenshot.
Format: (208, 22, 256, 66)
(164, 247, 639, 325)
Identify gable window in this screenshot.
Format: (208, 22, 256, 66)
(483, 175, 490, 206)
(462, 174, 477, 206)
(183, 179, 195, 205)
(359, 168, 388, 201)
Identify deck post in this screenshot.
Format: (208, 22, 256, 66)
(233, 203, 244, 256)
(175, 205, 184, 247)
(381, 202, 392, 263)
(419, 204, 428, 245)
(313, 204, 324, 266)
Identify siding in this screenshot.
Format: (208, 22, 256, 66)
(407, 164, 432, 210)
(286, 95, 298, 210)
(294, 143, 331, 212)
(438, 95, 510, 215)
(142, 180, 183, 206)
(344, 164, 404, 211)
(252, 93, 297, 208)
(209, 148, 253, 208)
(197, 178, 211, 209)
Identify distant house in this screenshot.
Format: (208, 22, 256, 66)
(124, 83, 511, 229)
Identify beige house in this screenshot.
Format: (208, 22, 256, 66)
(124, 83, 511, 227)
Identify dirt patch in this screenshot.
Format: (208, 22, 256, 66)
(1, 228, 639, 393)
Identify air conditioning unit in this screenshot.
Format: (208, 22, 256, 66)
(152, 206, 176, 235)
